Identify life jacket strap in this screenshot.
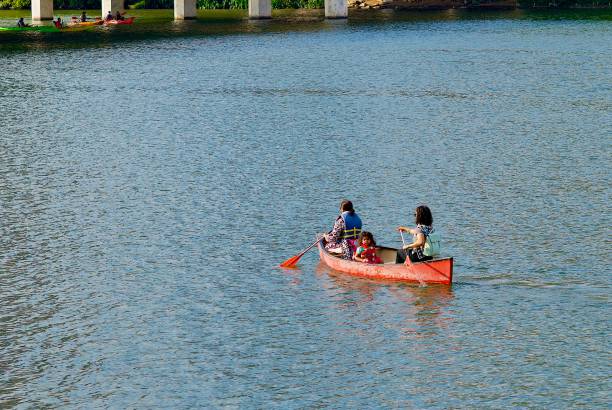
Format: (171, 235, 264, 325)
(341, 228, 362, 239)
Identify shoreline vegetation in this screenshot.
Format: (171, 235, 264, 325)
(0, 0, 610, 10)
(1, 8, 610, 24)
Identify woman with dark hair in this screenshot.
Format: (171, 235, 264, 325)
(323, 200, 362, 260)
(396, 205, 437, 263)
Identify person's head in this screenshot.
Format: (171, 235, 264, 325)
(359, 231, 376, 247)
(339, 199, 354, 215)
(414, 205, 433, 226)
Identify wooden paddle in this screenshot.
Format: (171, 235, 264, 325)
(280, 235, 323, 268)
(400, 231, 426, 286)
(399, 231, 410, 265)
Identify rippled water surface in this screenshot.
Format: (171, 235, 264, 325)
(1, 10, 611, 408)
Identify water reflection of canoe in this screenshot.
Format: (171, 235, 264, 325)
(104, 17, 135, 25)
(0, 26, 59, 32)
(60, 25, 95, 32)
(317, 239, 453, 285)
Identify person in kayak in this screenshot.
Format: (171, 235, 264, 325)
(115, 11, 125, 20)
(17, 17, 28, 27)
(53, 17, 63, 28)
(396, 204, 435, 263)
(323, 199, 362, 260)
(105, 11, 113, 21)
(353, 231, 383, 264)
(80, 11, 87, 22)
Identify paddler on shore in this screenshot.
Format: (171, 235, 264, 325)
(323, 200, 363, 260)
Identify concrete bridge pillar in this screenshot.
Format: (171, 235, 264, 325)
(31, 0, 53, 21)
(249, 0, 271, 19)
(102, 0, 125, 17)
(325, 0, 347, 18)
(175, 0, 197, 19)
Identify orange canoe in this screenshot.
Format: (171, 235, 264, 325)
(104, 17, 135, 25)
(68, 20, 104, 28)
(318, 239, 453, 285)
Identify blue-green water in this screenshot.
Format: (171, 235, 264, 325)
(1, 10, 610, 408)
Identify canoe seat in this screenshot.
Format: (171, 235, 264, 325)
(377, 247, 400, 264)
(327, 247, 343, 255)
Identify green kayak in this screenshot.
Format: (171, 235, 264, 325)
(0, 26, 60, 32)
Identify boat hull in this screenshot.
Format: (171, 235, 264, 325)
(317, 240, 453, 285)
(68, 20, 104, 28)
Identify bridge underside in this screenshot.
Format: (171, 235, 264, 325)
(31, 0, 346, 21)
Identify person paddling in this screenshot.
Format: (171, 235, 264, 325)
(80, 11, 87, 22)
(323, 199, 363, 260)
(115, 11, 125, 21)
(396, 204, 439, 263)
(105, 11, 113, 21)
(17, 17, 28, 28)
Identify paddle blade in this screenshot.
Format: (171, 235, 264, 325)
(279, 254, 302, 268)
(280, 236, 322, 268)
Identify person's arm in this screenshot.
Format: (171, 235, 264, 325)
(397, 225, 417, 235)
(324, 218, 343, 242)
(402, 232, 425, 250)
(353, 247, 365, 261)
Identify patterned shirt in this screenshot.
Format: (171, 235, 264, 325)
(413, 224, 434, 259)
(325, 217, 353, 259)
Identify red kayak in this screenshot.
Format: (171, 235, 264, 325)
(318, 239, 453, 285)
(104, 17, 135, 25)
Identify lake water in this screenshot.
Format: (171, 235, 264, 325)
(1, 9, 610, 408)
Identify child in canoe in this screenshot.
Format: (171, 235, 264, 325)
(353, 231, 383, 264)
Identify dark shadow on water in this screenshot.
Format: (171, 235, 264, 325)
(0, 8, 609, 53)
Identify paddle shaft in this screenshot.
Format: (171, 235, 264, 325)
(279, 233, 328, 267)
(400, 231, 412, 266)
(297, 237, 320, 258)
(401, 231, 429, 286)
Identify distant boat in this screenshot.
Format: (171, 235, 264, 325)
(0, 22, 103, 32)
(318, 239, 453, 285)
(68, 19, 104, 28)
(104, 17, 136, 25)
